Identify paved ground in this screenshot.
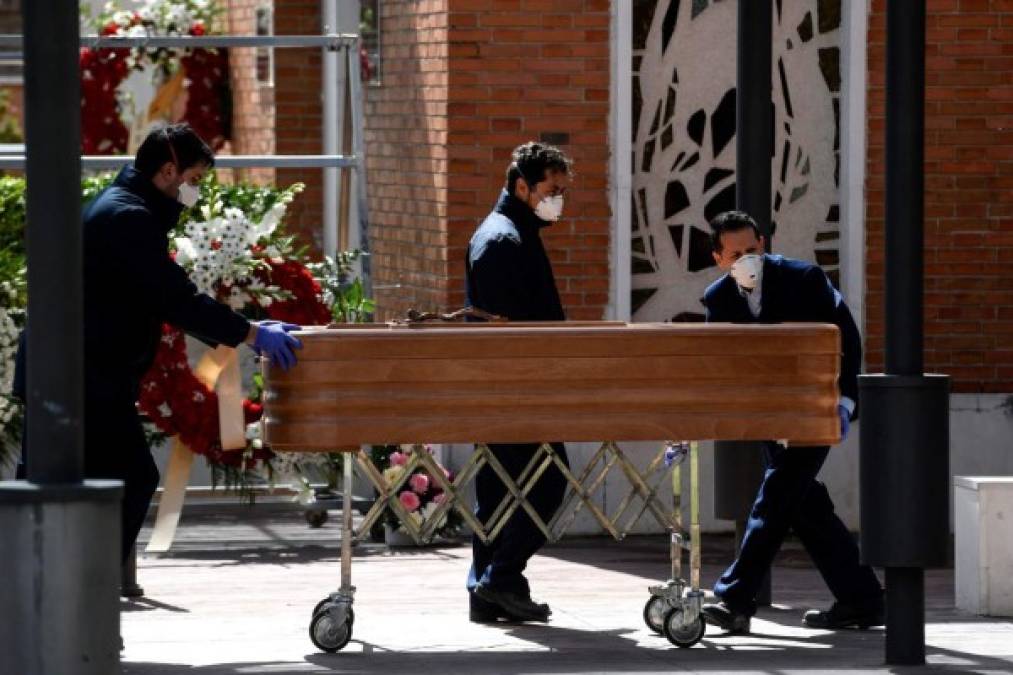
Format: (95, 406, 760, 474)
(121, 507, 1013, 674)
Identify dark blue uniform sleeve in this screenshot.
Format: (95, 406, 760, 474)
(110, 209, 251, 347)
(702, 286, 728, 323)
(469, 239, 531, 321)
(801, 267, 862, 415)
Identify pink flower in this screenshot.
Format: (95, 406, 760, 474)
(432, 492, 448, 505)
(409, 473, 430, 495)
(389, 451, 407, 467)
(399, 490, 421, 512)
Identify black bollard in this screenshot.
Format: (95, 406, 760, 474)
(861, 1, 951, 665)
(860, 375, 949, 665)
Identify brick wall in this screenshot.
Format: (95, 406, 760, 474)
(444, 0, 612, 319)
(365, 0, 449, 319)
(865, 0, 1013, 392)
(226, 0, 275, 186)
(273, 0, 324, 250)
(271, 1, 612, 320)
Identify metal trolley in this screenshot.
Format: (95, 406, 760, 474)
(264, 321, 842, 654)
(307, 439, 706, 652)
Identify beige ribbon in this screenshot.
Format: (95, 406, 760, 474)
(146, 345, 244, 553)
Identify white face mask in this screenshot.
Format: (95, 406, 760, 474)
(177, 181, 200, 208)
(534, 194, 564, 222)
(730, 253, 764, 290)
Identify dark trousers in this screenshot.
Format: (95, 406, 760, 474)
(468, 442, 569, 597)
(17, 398, 160, 566)
(714, 442, 882, 615)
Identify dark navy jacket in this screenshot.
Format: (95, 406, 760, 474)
(14, 165, 250, 405)
(465, 190, 565, 321)
(702, 254, 862, 415)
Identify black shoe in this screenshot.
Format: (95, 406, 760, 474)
(473, 584, 550, 622)
(469, 592, 524, 624)
(803, 600, 885, 629)
(701, 601, 751, 635)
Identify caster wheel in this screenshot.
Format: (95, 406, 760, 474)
(309, 606, 354, 653)
(313, 597, 333, 617)
(643, 595, 666, 634)
(663, 608, 705, 648)
(305, 508, 328, 528)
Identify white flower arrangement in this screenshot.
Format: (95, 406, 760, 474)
(172, 197, 294, 309)
(94, 0, 223, 71)
(0, 273, 26, 468)
(99, 0, 218, 35)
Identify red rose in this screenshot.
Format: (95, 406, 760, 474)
(243, 400, 264, 424)
(189, 22, 206, 37)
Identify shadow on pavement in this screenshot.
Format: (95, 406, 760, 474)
(123, 618, 1013, 675)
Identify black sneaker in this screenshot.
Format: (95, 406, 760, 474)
(473, 583, 550, 622)
(701, 601, 751, 634)
(803, 600, 885, 629)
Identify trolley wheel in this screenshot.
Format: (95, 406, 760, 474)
(643, 595, 667, 634)
(305, 507, 329, 528)
(663, 607, 705, 648)
(313, 597, 333, 617)
(309, 606, 354, 653)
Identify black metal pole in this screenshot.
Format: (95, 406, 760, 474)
(22, 0, 84, 483)
(736, 0, 773, 241)
(882, 1, 927, 665)
(886, 567, 925, 664)
(885, 1, 925, 376)
(714, 0, 774, 607)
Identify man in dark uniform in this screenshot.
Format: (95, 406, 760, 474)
(699, 210, 884, 633)
(464, 142, 572, 623)
(13, 124, 301, 564)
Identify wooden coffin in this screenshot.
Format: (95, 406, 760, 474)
(262, 322, 842, 450)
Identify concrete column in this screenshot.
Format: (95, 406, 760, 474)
(0, 481, 123, 674)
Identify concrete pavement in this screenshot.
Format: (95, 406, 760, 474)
(121, 509, 1013, 674)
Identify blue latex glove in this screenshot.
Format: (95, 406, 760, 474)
(664, 442, 689, 468)
(253, 321, 302, 370)
(838, 404, 850, 443)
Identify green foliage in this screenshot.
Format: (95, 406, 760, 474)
(0, 253, 26, 309)
(308, 251, 376, 323)
(0, 90, 22, 144)
(0, 177, 26, 259)
(81, 172, 116, 205)
(0, 173, 117, 264)
(190, 173, 305, 227)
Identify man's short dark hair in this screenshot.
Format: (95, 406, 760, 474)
(505, 141, 572, 194)
(709, 210, 762, 252)
(134, 123, 215, 178)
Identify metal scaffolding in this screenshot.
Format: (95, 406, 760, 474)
(0, 4, 370, 671)
(0, 27, 371, 290)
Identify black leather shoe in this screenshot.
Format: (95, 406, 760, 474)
(803, 600, 885, 629)
(474, 584, 550, 622)
(701, 601, 751, 634)
(469, 592, 524, 623)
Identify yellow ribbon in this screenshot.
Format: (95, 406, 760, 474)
(146, 345, 244, 553)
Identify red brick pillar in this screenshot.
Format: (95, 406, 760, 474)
(445, 0, 612, 319)
(273, 0, 325, 250)
(365, 0, 451, 319)
(273, 1, 613, 321)
(865, 0, 1013, 392)
(227, 0, 276, 186)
